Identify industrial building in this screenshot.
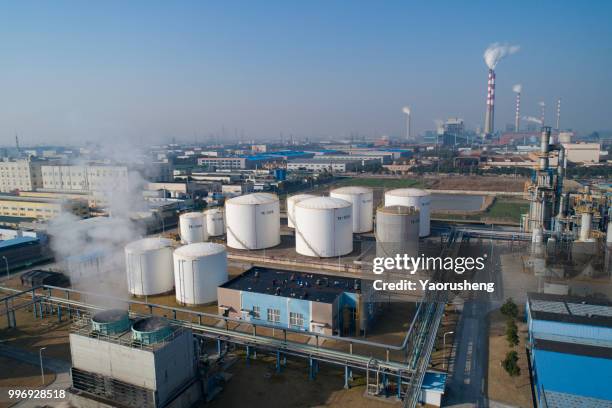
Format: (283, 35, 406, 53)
(0, 158, 44, 193)
(41, 164, 130, 193)
(0, 236, 52, 272)
(0, 194, 89, 221)
(69, 312, 201, 408)
(197, 155, 283, 170)
(526, 293, 612, 407)
(561, 142, 601, 163)
(286, 158, 373, 172)
(218, 266, 377, 336)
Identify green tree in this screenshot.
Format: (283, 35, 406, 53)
(502, 351, 521, 377)
(501, 298, 519, 319)
(506, 318, 519, 347)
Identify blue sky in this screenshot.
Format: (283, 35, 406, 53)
(0, 1, 611, 145)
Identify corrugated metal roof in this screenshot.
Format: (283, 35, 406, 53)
(0, 236, 38, 249)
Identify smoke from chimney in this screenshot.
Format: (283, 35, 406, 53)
(402, 106, 411, 141)
(523, 116, 543, 125)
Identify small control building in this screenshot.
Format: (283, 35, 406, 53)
(218, 266, 377, 336)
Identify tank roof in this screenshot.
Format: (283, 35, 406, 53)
(205, 207, 224, 214)
(125, 237, 173, 252)
(296, 196, 351, 210)
(227, 192, 278, 205)
(386, 188, 430, 197)
(174, 242, 226, 258)
(287, 193, 316, 202)
(378, 205, 419, 215)
(330, 186, 373, 195)
(180, 212, 204, 219)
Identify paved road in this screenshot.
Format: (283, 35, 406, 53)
(0, 344, 71, 407)
(443, 241, 504, 407)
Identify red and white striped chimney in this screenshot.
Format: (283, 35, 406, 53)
(484, 69, 495, 137)
(556, 98, 561, 130)
(515, 91, 521, 132)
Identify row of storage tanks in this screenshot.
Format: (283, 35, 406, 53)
(222, 187, 430, 258)
(125, 238, 228, 305)
(124, 187, 430, 303)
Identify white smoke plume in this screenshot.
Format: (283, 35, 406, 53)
(402, 106, 411, 115)
(512, 84, 522, 93)
(523, 116, 543, 125)
(483, 43, 520, 69)
(47, 142, 154, 308)
(539, 101, 546, 107)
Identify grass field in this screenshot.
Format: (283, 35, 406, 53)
(433, 198, 528, 224)
(334, 177, 423, 189)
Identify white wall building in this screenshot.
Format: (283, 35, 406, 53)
(0, 159, 44, 193)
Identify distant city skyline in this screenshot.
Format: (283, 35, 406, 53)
(0, 1, 611, 145)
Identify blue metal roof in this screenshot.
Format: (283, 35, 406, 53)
(0, 236, 38, 249)
(421, 372, 446, 392)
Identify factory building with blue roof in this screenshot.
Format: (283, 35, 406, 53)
(526, 292, 612, 407)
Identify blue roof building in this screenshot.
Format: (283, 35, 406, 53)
(526, 293, 612, 407)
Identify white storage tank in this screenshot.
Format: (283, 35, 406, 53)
(225, 193, 280, 250)
(205, 207, 225, 237)
(376, 205, 419, 259)
(286, 194, 316, 228)
(294, 197, 353, 257)
(179, 212, 207, 244)
(173, 243, 228, 305)
(384, 188, 431, 237)
(330, 186, 373, 233)
(125, 238, 174, 296)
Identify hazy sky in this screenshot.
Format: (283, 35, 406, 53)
(1, 1, 611, 146)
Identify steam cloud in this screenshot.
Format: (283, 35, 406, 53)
(512, 84, 522, 93)
(539, 101, 546, 107)
(47, 142, 151, 308)
(523, 116, 543, 125)
(402, 106, 411, 115)
(483, 43, 520, 69)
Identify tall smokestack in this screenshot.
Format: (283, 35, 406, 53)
(513, 84, 522, 132)
(555, 98, 561, 130)
(484, 69, 495, 137)
(482, 43, 520, 139)
(539, 101, 546, 126)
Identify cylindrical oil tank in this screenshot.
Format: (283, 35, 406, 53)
(225, 193, 280, 250)
(132, 317, 173, 345)
(384, 188, 431, 237)
(173, 243, 228, 305)
(91, 309, 131, 335)
(125, 238, 174, 296)
(294, 197, 352, 257)
(375, 205, 419, 258)
(286, 194, 316, 228)
(205, 207, 225, 237)
(330, 186, 374, 233)
(179, 212, 207, 244)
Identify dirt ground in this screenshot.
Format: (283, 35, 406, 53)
(206, 353, 400, 408)
(487, 309, 532, 408)
(424, 175, 528, 192)
(0, 356, 56, 408)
